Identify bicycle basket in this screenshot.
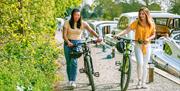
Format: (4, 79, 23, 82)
(70, 47, 83, 58)
(116, 41, 125, 53)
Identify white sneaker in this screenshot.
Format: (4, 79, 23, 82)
(142, 83, 148, 89)
(136, 80, 142, 89)
(136, 84, 141, 89)
(67, 81, 72, 87)
(71, 81, 77, 88)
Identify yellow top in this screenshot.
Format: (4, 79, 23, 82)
(130, 20, 156, 54)
(64, 21, 85, 40)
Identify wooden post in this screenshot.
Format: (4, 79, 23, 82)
(111, 47, 115, 58)
(149, 63, 154, 83)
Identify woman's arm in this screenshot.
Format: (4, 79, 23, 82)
(115, 26, 131, 36)
(146, 24, 156, 41)
(147, 32, 156, 40)
(83, 22, 102, 42)
(84, 22, 99, 38)
(63, 24, 73, 47)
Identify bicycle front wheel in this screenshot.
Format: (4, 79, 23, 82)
(120, 55, 131, 91)
(84, 55, 95, 91)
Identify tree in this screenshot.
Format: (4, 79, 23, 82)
(92, 0, 160, 20)
(81, 4, 92, 19)
(169, 0, 180, 15)
(93, 0, 122, 20)
(54, 0, 82, 18)
(141, 0, 161, 11)
(148, 3, 161, 11)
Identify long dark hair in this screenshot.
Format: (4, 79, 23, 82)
(69, 8, 82, 29)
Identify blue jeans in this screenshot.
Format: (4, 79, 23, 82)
(64, 40, 82, 81)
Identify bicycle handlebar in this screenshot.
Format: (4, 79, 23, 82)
(113, 36, 155, 44)
(73, 40, 97, 47)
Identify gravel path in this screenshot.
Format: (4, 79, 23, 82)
(54, 44, 180, 91)
(54, 30, 180, 91)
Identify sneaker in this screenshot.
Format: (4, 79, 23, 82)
(67, 81, 72, 87)
(136, 80, 142, 89)
(142, 83, 148, 89)
(136, 84, 141, 89)
(71, 81, 77, 88)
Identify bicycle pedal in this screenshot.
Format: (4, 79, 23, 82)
(115, 61, 121, 66)
(79, 68, 85, 73)
(94, 72, 100, 77)
(118, 68, 122, 71)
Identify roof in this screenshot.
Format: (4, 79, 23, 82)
(120, 12, 180, 18)
(87, 20, 118, 27)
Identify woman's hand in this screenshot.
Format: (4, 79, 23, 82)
(113, 35, 119, 39)
(144, 38, 150, 44)
(96, 37, 102, 43)
(67, 41, 73, 47)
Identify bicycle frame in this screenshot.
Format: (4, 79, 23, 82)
(81, 43, 95, 74)
(75, 40, 99, 91)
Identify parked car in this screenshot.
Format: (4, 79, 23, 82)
(87, 20, 118, 39)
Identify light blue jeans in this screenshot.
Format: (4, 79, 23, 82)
(64, 40, 82, 81)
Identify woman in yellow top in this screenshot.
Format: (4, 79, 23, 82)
(63, 8, 102, 88)
(114, 7, 156, 89)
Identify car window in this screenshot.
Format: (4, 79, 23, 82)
(118, 16, 129, 30)
(174, 18, 180, 28)
(153, 18, 168, 26)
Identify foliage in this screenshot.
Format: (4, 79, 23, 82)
(55, 0, 82, 18)
(0, 33, 61, 90)
(0, 0, 81, 90)
(81, 4, 92, 19)
(93, 0, 123, 20)
(169, 0, 180, 15)
(148, 3, 161, 11)
(92, 0, 161, 20)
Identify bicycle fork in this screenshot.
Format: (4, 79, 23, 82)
(79, 55, 100, 77)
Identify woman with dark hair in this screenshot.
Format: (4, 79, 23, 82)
(114, 7, 156, 89)
(63, 8, 102, 88)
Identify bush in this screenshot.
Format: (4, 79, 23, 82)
(0, 33, 62, 90)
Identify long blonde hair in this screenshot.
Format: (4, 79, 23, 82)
(138, 7, 153, 29)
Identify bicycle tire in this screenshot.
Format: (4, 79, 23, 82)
(84, 55, 95, 91)
(120, 55, 131, 91)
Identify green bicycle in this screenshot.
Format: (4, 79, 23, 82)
(114, 36, 154, 91)
(114, 36, 144, 91)
(115, 37, 133, 91)
(72, 39, 100, 91)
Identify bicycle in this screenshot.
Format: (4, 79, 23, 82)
(72, 39, 100, 91)
(114, 36, 149, 91)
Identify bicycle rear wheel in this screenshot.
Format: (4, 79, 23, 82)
(84, 55, 95, 91)
(120, 55, 131, 91)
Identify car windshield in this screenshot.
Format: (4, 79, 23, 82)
(153, 18, 180, 29)
(153, 18, 168, 26)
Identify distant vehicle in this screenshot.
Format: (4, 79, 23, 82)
(87, 20, 118, 39)
(55, 18, 64, 44)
